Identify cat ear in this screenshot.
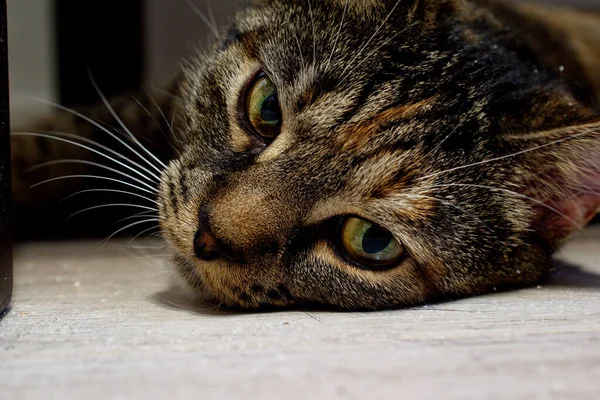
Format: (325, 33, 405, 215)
(510, 121, 600, 248)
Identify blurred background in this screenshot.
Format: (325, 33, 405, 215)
(8, 0, 238, 127)
(7, 0, 599, 127)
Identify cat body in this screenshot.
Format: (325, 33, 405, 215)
(11, 0, 600, 309)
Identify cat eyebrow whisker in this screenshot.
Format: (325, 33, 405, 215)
(130, 91, 177, 153)
(307, 0, 317, 72)
(61, 188, 160, 207)
(336, 31, 402, 89)
(205, 0, 218, 34)
(338, 0, 402, 79)
(89, 75, 168, 172)
(326, 0, 349, 71)
(148, 82, 184, 104)
(28, 158, 158, 194)
(143, 86, 178, 136)
(421, 124, 462, 160)
(419, 122, 600, 181)
(13, 132, 161, 184)
(291, 19, 306, 70)
(183, 0, 220, 39)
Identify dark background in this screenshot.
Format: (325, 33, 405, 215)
(55, 0, 144, 107)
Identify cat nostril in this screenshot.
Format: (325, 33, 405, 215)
(194, 208, 245, 263)
(194, 230, 220, 261)
(195, 207, 220, 261)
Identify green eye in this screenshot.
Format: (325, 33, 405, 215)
(245, 74, 282, 140)
(340, 217, 405, 269)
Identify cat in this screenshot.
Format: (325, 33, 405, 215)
(11, 0, 600, 310)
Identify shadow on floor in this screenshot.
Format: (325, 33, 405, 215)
(151, 259, 600, 316)
(546, 260, 600, 289)
(151, 286, 338, 317)
(151, 287, 236, 316)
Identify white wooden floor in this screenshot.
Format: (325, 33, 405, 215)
(1, 227, 600, 400)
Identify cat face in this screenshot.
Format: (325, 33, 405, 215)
(158, 0, 600, 309)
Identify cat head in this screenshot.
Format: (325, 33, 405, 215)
(158, 0, 600, 309)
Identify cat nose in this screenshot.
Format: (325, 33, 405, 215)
(193, 229, 220, 261)
(194, 209, 243, 262)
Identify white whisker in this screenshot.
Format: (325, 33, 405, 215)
(13, 132, 160, 184)
(62, 188, 159, 206)
(118, 211, 163, 224)
(19, 96, 165, 179)
(337, 31, 403, 88)
(128, 225, 162, 244)
(118, 246, 165, 272)
(126, 245, 166, 250)
(291, 20, 306, 69)
(149, 82, 183, 103)
(419, 122, 600, 181)
(142, 87, 175, 131)
(429, 183, 581, 228)
(129, 93, 172, 148)
(338, 0, 402, 78)
(29, 158, 157, 194)
(205, 0, 218, 33)
(68, 204, 157, 221)
(104, 218, 161, 244)
(326, 0, 349, 70)
(147, 231, 164, 241)
(32, 175, 157, 196)
(411, 193, 494, 233)
(420, 124, 462, 160)
(307, 0, 317, 71)
(89, 74, 167, 172)
(184, 0, 219, 38)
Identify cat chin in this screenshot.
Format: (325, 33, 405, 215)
(167, 266, 221, 306)
(162, 238, 221, 306)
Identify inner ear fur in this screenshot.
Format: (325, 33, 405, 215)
(506, 121, 600, 248)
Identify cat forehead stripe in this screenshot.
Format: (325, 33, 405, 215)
(336, 97, 438, 151)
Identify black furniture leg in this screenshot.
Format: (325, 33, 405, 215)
(0, 0, 12, 314)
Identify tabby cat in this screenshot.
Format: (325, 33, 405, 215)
(11, 0, 600, 309)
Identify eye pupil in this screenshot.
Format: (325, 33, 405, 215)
(245, 73, 282, 139)
(362, 226, 392, 254)
(260, 94, 281, 123)
(340, 217, 405, 269)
